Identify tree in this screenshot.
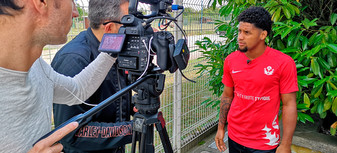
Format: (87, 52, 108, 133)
(75, 2, 88, 22)
(195, 0, 337, 135)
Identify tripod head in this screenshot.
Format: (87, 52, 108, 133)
(131, 72, 165, 115)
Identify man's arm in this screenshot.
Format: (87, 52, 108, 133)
(52, 53, 133, 151)
(277, 92, 297, 153)
(215, 85, 234, 152)
(48, 52, 116, 105)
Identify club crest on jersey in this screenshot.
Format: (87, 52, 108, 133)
(264, 66, 274, 75)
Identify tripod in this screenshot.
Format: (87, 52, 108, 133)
(130, 73, 173, 153)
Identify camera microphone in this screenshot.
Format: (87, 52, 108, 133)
(247, 60, 251, 64)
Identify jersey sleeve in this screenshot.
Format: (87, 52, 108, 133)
(280, 58, 298, 94)
(222, 58, 234, 87)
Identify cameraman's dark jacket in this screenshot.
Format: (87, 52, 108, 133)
(51, 28, 133, 153)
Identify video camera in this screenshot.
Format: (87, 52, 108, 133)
(98, 0, 189, 76)
(98, 0, 191, 116)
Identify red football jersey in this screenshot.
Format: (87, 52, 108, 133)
(222, 46, 298, 150)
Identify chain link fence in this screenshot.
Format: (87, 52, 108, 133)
(42, 0, 224, 152)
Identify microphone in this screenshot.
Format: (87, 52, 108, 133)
(247, 60, 251, 64)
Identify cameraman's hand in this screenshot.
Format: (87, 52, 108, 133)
(133, 106, 138, 113)
(28, 122, 78, 153)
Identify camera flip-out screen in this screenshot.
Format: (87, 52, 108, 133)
(99, 33, 126, 53)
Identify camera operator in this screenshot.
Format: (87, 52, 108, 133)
(51, 0, 134, 152)
(0, 0, 118, 153)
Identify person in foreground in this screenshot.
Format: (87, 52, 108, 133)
(215, 6, 298, 153)
(51, 0, 133, 152)
(0, 0, 117, 152)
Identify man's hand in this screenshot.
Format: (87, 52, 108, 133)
(276, 144, 291, 153)
(215, 128, 227, 152)
(133, 106, 138, 113)
(28, 122, 78, 153)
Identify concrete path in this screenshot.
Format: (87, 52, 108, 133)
(186, 122, 337, 153)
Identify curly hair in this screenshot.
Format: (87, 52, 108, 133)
(238, 6, 273, 35)
(0, 0, 23, 16)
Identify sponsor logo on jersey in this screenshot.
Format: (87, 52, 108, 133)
(232, 70, 242, 74)
(264, 66, 274, 75)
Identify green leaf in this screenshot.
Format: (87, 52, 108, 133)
(310, 45, 323, 56)
(327, 44, 337, 53)
(317, 57, 331, 70)
(285, 3, 295, 16)
(311, 58, 320, 75)
(282, 6, 291, 19)
(265, 0, 279, 8)
(317, 101, 324, 114)
(320, 111, 327, 118)
(313, 77, 329, 88)
(281, 26, 294, 39)
(218, 0, 223, 5)
(330, 121, 337, 136)
(331, 13, 337, 25)
(313, 85, 323, 98)
(301, 18, 316, 29)
(288, 3, 300, 15)
(281, 47, 298, 53)
(201, 98, 212, 105)
(297, 67, 309, 73)
(303, 93, 310, 108)
(327, 90, 337, 97)
(324, 98, 332, 112)
(332, 98, 337, 116)
(272, 7, 282, 22)
(296, 64, 304, 68)
(277, 39, 285, 50)
(297, 103, 309, 110)
(311, 102, 318, 114)
(280, 0, 287, 4)
(308, 33, 318, 46)
(327, 52, 337, 67)
(327, 81, 337, 90)
(297, 112, 314, 123)
(293, 31, 302, 48)
(300, 36, 309, 50)
(287, 33, 296, 47)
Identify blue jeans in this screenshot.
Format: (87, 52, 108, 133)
(228, 137, 277, 153)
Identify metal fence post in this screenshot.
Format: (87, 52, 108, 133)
(173, 0, 183, 152)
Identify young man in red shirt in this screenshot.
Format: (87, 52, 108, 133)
(215, 6, 298, 153)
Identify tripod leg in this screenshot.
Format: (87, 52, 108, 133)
(156, 126, 173, 153)
(131, 131, 138, 153)
(140, 124, 155, 153)
(155, 112, 173, 153)
(139, 132, 146, 153)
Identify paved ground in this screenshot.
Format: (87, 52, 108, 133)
(186, 129, 228, 153)
(186, 121, 337, 153)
